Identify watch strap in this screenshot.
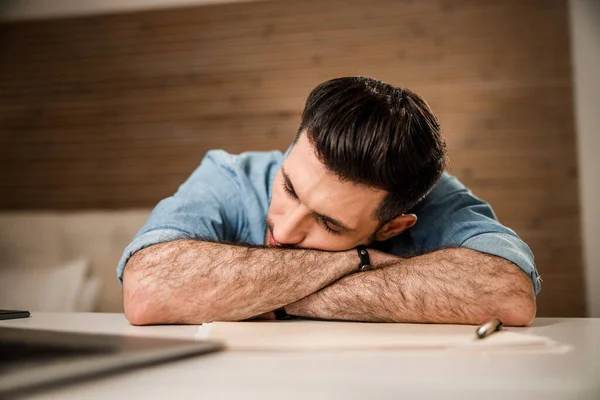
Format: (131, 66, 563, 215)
(356, 245, 372, 272)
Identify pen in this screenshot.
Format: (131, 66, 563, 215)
(476, 318, 503, 339)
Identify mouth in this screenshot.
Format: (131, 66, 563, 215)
(267, 229, 279, 247)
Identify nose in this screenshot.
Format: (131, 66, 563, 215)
(272, 204, 309, 246)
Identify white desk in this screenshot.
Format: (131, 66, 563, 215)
(2, 313, 599, 399)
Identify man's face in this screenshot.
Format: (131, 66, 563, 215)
(264, 133, 387, 250)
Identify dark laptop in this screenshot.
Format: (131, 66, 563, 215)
(0, 326, 223, 397)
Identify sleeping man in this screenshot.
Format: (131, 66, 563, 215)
(118, 76, 540, 326)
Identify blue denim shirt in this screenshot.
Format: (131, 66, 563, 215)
(117, 148, 541, 295)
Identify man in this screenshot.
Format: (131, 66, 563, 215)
(118, 77, 540, 326)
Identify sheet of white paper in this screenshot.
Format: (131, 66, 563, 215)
(206, 321, 560, 351)
(195, 323, 213, 340)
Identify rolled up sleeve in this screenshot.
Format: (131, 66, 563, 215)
(461, 232, 541, 295)
(116, 228, 194, 285)
(409, 172, 541, 295)
(116, 150, 246, 284)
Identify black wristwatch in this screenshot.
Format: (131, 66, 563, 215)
(356, 245, 371, 272)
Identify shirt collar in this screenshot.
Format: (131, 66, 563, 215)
(267, 144, 293, 203)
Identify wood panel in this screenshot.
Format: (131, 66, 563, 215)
(0, 0, 584, 316)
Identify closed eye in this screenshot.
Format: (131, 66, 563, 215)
(320, 218, 342, 235)
(282, 181, 298, 199)
(280, 167, 354, 234)
(282, 181, 340, 234)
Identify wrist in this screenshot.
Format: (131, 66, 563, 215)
(335, 247, 377, 275)
(285, 298, 312, 318)
(340, 249, 361, 274)
(369, 249, 402, 269)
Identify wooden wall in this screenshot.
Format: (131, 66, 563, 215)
(0, 0, 584, 316)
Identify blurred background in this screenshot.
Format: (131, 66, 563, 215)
(0, 0, 597, 318)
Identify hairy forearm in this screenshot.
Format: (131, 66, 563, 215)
(123, 240, 356, 325)
(286, 248, 536, 326)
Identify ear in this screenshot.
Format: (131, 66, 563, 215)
(374, 214, 418, 242)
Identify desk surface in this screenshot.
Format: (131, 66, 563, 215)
(2, 313, 599, 399)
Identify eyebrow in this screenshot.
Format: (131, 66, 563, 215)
(281, 167, 356, 233)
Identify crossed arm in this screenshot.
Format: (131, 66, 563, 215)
(123, 240, 535, 326)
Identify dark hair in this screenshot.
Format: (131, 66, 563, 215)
(296, 76, 447, 224)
